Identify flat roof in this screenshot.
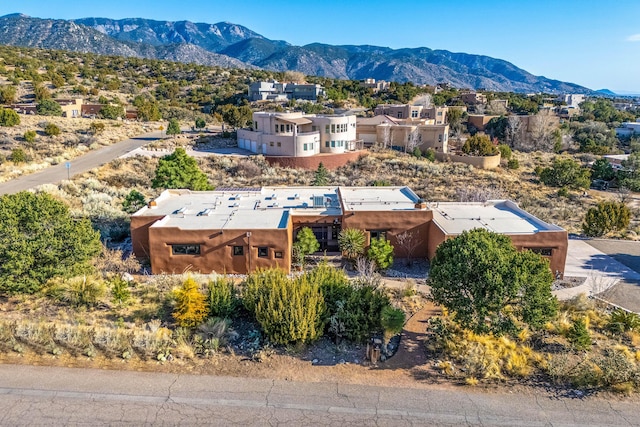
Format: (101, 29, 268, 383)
(339, 186, 421, 211)
(430, 200, 564, 235)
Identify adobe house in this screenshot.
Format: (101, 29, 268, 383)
(131, 186, 568, 277)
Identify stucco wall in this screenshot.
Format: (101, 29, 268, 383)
(147, 225, 292, 275)
(265, 151, 365, 170)
(341, 209, 433, 258)
(131, 215, 165, 260)
(435, 152, 501, 169)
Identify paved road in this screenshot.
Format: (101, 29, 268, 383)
(0, 131, 163, 196)
(0, 364, 637, 426)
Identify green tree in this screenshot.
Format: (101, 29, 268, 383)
(539, 157, 591, 189)
(462, 134, 499, 156)
(620, 152, 640, 191)
(582, 201, 631, 237)
(152, 148, 213, 190)
(294, 227, 320, 262)
(0, 108, 20, 126)
(590, 158, 615, 182)
(172, 277, 209, 328)
(121, 190, 146, 213)
(338, 228, 366, 261)
(98, 104, 125, 120)
(217, 104, 253, 129)
(195, 117, 206, 130)
(567, 318, 591, 351)
(44, 122, 61, 137)
(0, 85, 17, 104)
(313, 162, 329, 186)
(134, 97, 162, 121)
(380, 306, 405, 352)
(367, 237, 394, 270)
(166, 118, 181, 135)
(36, 99, 63, 116)
(428, 229, 557, 335)
(497, 144, 512, 160)
(0, 192, 102, 294)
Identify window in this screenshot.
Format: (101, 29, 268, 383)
(172, 244, 200, 255)
(437, 111, 443, 116)
(280, 124, 284, 132)
(277, 142, 282, 147)
(325, 125, 330, 133)
(303, 143, 308, 151)
(233, 246, 244, 256)
(438, 135, 442, 143)
(331, 124, 335, 133)
(258, 247, 269, 258)
(310, 143, 314, 150)
(397, 112, 403, 118)
(369, 230, 387, 240)
(275, 124, 278, 133)
(312, 125, 317, 132)
(411, 110, 418, 118)
(274, 251, 283, 259)
(325, 141, 330, 148)
(527, 247, 553, 257)
(255, 122, 258, 130)
(270, 142, 274, 147)
(331, 141, 336, 147)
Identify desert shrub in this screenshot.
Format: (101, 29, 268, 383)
(46, 275, 106, 308)
(44, 122, 61, 137)
(90, 121, 106, 134)
(338, 228, 366, 261)
(497, 144, 512, 160)
(539, 157, 590, 189)
(9, 148, 27, 163)
(172, 277, 209, 328)
(0, 108, 20, 126)
(462, 134, 498, 156)
(327, 284, 390, 343)
(582, 201, 630, 237)
(243, 268, 324, 345)
(567, 318, 591, 351)
(607, 309, 640, 335)
(507, 158, 520, 169)
(233, 159, 262, 178)
(206, 277, 237, 319)
(23, 130, 37, 143)
(194, 317, 231, 356)
(367, 237, 394, 270)
(36, 99, 62, 116)
(424, 148, 436, 162)
(427, 316, 544, 380)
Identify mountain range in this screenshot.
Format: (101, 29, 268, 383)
(0, 13, 592, 94)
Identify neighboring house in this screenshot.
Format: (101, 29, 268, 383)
(55, 99, 83, 118)
(356, 114, 449, 152)
(467, 114, 499, 132)
(603, 154, 630, 170)
(131, 186, 568, 277)
(374, 104, 448, 124)
(557, 94, 585, 108)
(248, 80, 325, 102)
(616, 120, 640, 138)
(460, 92, 487, 105)
(81, 103, 103, 117)
(237, 112, 357, 157)
(7, 103, 37, 114)
(360, 78, 390, 94)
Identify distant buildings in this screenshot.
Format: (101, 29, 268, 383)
(359, 78, 390, 94)
(248, 80, 326, 102)
(616, 119, 640, 138)
(556, 94, 585, 108)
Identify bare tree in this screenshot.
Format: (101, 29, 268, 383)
(413, 94, 432, 108)
(396, 230, 423, 266)
(456, 185, 505, 202)
(354, 257, 382, 289)
(487, 100, 507, 115)
(505, 115, 524, 148)
(379, 123, 392, 150)
(527, 110, 557, 152)
(406, 127, 420, 153)
(283, 71, 306, 83)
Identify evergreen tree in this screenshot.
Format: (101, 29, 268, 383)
(313, 162, 329, 186)
(166, 118, 181, 135)
(367, 237, 394, 270)
(172, 277, 208, 328)
(0, 108, 20, 126)
(152, 148, 213, 190)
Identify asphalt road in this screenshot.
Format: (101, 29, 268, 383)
(0, 130, 163, 196)
(0, 364, 637, 426)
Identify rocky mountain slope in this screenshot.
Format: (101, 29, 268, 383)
(0, 14, 591, 93)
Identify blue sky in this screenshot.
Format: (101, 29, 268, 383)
(4, 1, 640, 92)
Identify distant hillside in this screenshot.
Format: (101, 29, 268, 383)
(0, 14, 592, 93)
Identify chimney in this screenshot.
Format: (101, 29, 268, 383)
(414, 199, 427, 210)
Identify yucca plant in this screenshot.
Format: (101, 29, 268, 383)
(607, 309, 640, 335)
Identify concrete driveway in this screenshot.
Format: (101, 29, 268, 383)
(554, 239, 640, 301)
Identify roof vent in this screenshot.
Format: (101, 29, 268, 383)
(173, 207, 186, 214)
(198, 208, 213, 216)
(312, 195, 324, 208)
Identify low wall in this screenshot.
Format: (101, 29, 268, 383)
(265, 151, 366, 170)
(435, 152, 501, 169)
